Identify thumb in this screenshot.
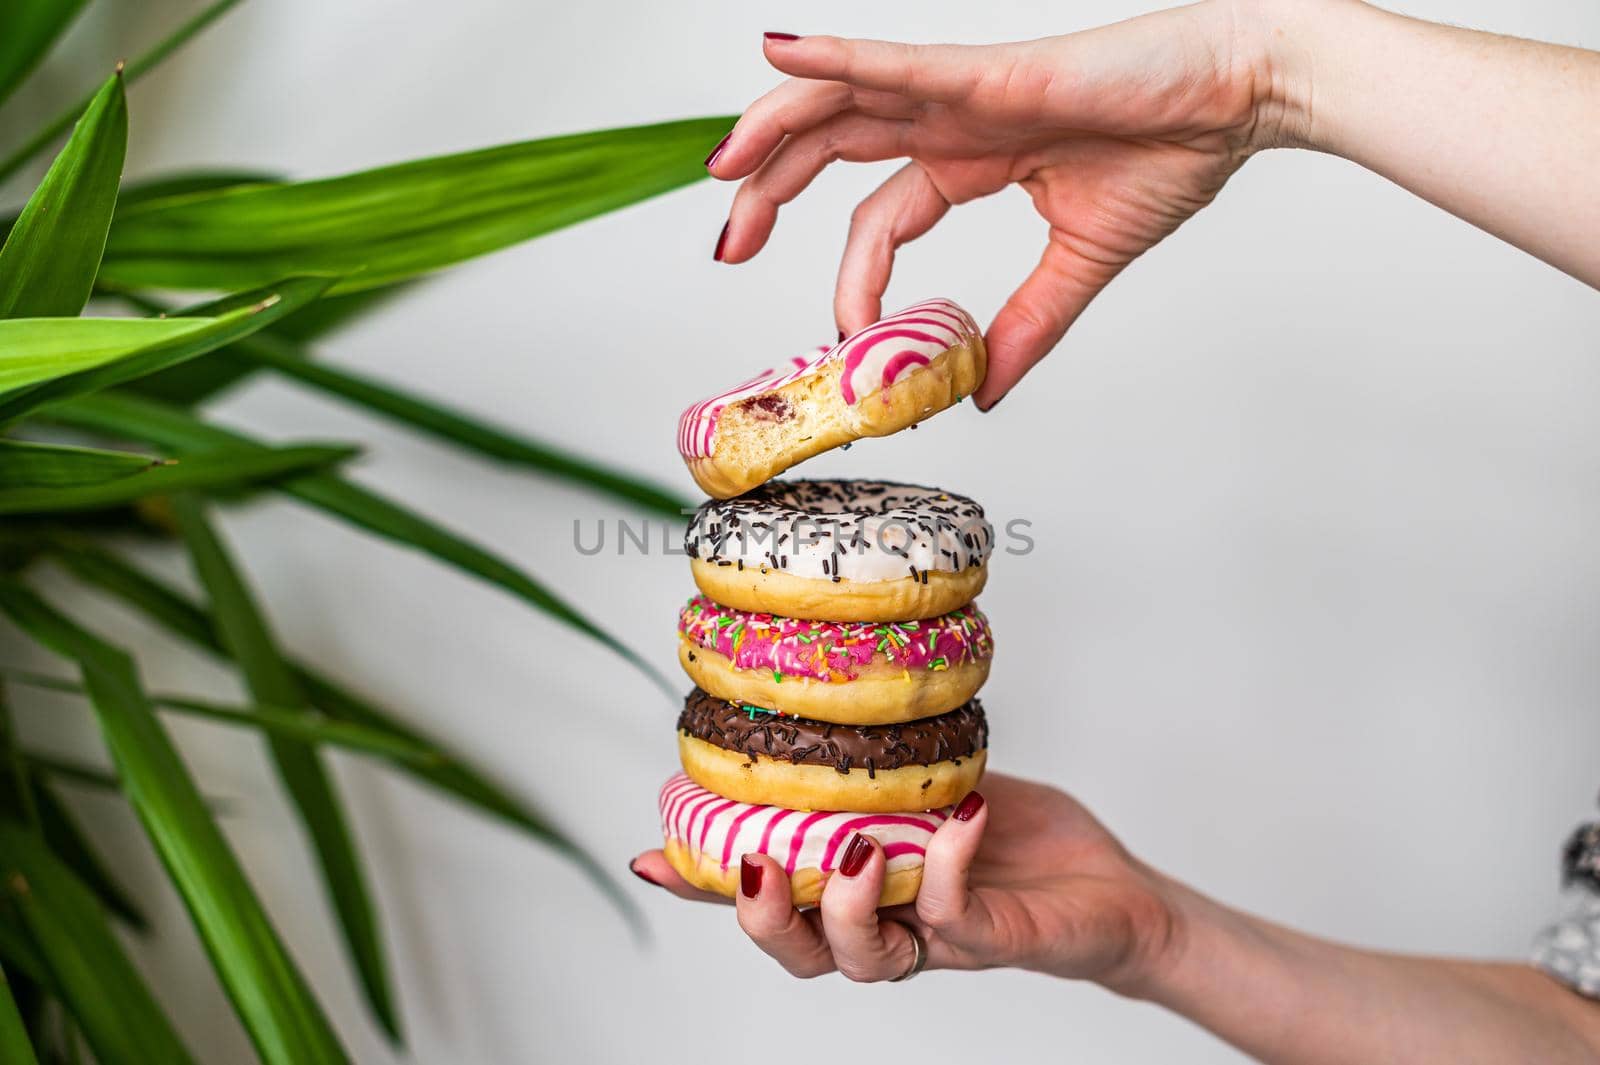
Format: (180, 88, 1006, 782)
(915, 790, 989, 935)
(974, 236, 1120, 410)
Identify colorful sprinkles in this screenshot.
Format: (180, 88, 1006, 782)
(679, 594, 993, 683)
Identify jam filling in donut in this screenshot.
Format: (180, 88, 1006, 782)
(685, 479, 993, 584)
(677, 688, 988, 778)
(675, 299, 980, 462)
(679, 594, 993, 681)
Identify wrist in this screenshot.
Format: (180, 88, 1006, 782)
(1104, 870, 1283, 1007)
(1079, 862, 1205, 1001)
(1219, 0, 1364, 153)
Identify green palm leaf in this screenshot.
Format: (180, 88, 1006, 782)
(39, 541, 640, 926)
(0, 71, 125, 319)
(0, 276, 334, 423)
(0, 442, 356, 515)
(0, 921, 50, 992)
(0, 0, 242, 185)
(29, 780, 145, 929)
(0, 170, 280, 250)
(0, 441, 159, 490)
(219, 330, 690, 516)
(0, 825, 193, 1065)
(112, 169, 281, 212)
(0, 317, 221, 395)
(5, 670, 440, 767)
(127, 283, 405, 406)
(0, 581, 351, 1065)
(20, 754, 118, 794)
(0, 0, 88, 108)
(170, 495, 399, 1042)
(44, 392, 675, 696)
(97, 115, 734, 293)
(0, 962, 38, 1065)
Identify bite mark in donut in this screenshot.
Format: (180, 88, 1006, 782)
(676, 299, 985, 498)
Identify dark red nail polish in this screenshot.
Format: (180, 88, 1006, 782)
(836, 329, 846, 343)
(705, 132, 731, 169)
(953, 790, 985, 822)
(839, 833, 872, 877)
(629, 860, 659, 887)
(713, 221, 729, 262)
(764, 31, 800, 42)
(740, 855, 763, 898)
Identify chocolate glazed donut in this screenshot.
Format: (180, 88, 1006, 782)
(675, 689, 988, 812)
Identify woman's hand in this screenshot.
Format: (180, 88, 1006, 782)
(711, 0, 1600, 410)
(707, 0, 1298, 409)
(630, 772, 1184, 990)
(633, 771, 1600, 1063)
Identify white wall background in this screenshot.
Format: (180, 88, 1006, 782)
(3, 1, 1599, 1062)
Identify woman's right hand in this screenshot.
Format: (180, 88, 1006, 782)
(707, 0, 1303, 409)
(632, 772, 1187, 991)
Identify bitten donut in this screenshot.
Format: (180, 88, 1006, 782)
(678, 594, 993, 725)
(659, 772, 949, 906)
(675, 688, 987, 812)
(676, 299, 986, 498)
(685, 479, 993, 622)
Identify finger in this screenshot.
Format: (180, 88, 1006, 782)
(721, 113, 912, 265)
(834, 162, 950, 334)
(735, 853, 835, 978)
(818, 834, 919, 982)
(915, 791, 994, 942)
(974, 235, 1121, 410)
(713, 76, 931, 182)
(628, 851, 729, 904)
(708, 78, 853, 180)
(764, 35, 983, 103)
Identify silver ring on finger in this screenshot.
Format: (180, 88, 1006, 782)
(886, 921, 928, 983)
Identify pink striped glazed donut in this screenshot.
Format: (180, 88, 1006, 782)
(676, 299, 986, 498)
(658, 772, 949, 906)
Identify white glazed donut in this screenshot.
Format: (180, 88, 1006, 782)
(676, 299, 986, 498)
(658, 772, 949, 906)
(684, 479, 994, 622)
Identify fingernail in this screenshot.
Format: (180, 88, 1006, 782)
(740, 855, 763, 898)
(705, 132, 731, 169)
(713, 221, 729, 262)
(953, 790, 985, 822)
(629, 859, 660, 887)
(764, 31, 800, 42)
(839, 833, 872, 877)
(836, 329, 846, 343)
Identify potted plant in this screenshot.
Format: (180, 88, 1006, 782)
(0, 2, 726, 1060)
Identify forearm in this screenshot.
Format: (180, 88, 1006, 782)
(1135, 878, 1600, 1064)
(1250, 0, 1600, 287)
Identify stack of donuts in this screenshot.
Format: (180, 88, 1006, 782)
(660, 299, 997, 905)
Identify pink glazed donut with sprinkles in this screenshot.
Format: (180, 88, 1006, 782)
(677, 594, 994, 725)
(658, 772, 950, 905)
(676, 299, 986, 498)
